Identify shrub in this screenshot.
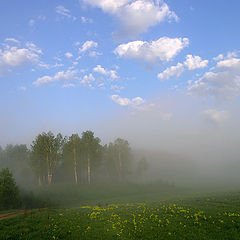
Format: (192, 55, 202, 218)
(0, 168, 21, 209)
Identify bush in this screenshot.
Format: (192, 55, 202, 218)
(0, 168, 21, 210)
(20, 189, 49, 209)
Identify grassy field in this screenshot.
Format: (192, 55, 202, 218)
(1, 185, 240, 239)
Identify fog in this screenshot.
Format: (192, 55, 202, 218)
(97, 94, 240, 189)
(0, 93, 240, 192)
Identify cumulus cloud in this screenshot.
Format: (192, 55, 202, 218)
(33, 70, 78, 86)
(116, 0, 178, 38)
(93, 65, 119, 79)
(0, 41, 42, 73)
(203, 109, 229, 124)
(56, 5, 76, 20)
(82, 0, 178, 38)
(25, 42, 43, 54)
(213, 54, 224, 61)
(79, 40, 98, 54)
(184, 55, 208, 70)
(81, 73, 95, 88)
(216, 58, 240, 69)
(114, 37, 189, 63)
(83, 0, 130, 13)
(111, 94, 145, 107)
(188, 56, 240, 100)
(158, 55, 209, 80)
(158, 63, 184, 80)
(65, 52, 73, 58)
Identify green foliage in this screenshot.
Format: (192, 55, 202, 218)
(0, 168, 21, 210)
(62, 134, 83, 184)
(30, 132, 65, 185)
(1, 130, 136, 186)
(0, 144, 33, 186)
(104, 138, 132, 183)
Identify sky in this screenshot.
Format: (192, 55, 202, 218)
(1, 0, 240, 154)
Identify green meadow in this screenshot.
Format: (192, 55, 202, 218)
(1, 185, 240, 240)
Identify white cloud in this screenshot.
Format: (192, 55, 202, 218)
(28, 19, 35, 26)
(216, 58, 240, 69)
(93, 65, 107, 75)
(83, 0, 178, 38)
(111, 94, 145, 107)
(83, 0, 130, 14)
(114, 37, 189, 62)
(33, 70, 77, 86)
(116, 0, 178, 38)
(203, 109, 229, 124)
(33, 76, 53, 86)
(0, 42, 41, 73)
(213, 54, 224, 61)
(3, 48, 39, 66)
(158, 54, 209, 80)
(81, 16, 93, 23)
(26, 42, 43, 54)
(184, 55, 208, 70)
(158, 63, 184, 80)
(4, 38, 20, 45)
(81, 73, 95, 88)
(65, 52, 73, 58)
(19, 86, 27, 91)
(79, 40, 98, 53)
(227, 51, 238, 59)
(188, 57, 240, 100)
(111, 85, 124, 92)
(74, 41, 81, 47)
(56, 5, 76, 20)
(111, 95, 131, 106)
(98, 82, 105, 89)
(131, 97, 145, 105)
(93, 65, 119, 79)
(88, 51, 102, 57)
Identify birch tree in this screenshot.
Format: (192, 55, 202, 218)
(63, 134, 82, 184)
(81, 131, 101, 185)
(113, 138, 131, 183)
(30, 132, 64, 185)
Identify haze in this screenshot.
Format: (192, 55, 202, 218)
(1, 0, 240, 190)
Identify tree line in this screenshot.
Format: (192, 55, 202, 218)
(0, 131, 149, 186)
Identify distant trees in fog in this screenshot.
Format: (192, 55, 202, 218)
(0, 131, 149, 186)
(30, 132, 65, 185)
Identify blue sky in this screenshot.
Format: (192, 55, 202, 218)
(1, 0, 240, 147)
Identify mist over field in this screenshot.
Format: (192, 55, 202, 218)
(1, 1, 240, 239)
(1, 94, 240, 190)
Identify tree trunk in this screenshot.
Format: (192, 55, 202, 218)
(87, 153, 91, 185)
(119, 151, 122, 183)
(48, 174, 52, 184)
(46, 154, 52, 185)
(73, 146, 78, 184)
(38, 175, 42, 186)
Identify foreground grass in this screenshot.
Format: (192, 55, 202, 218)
(1, 191, 240, 239)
